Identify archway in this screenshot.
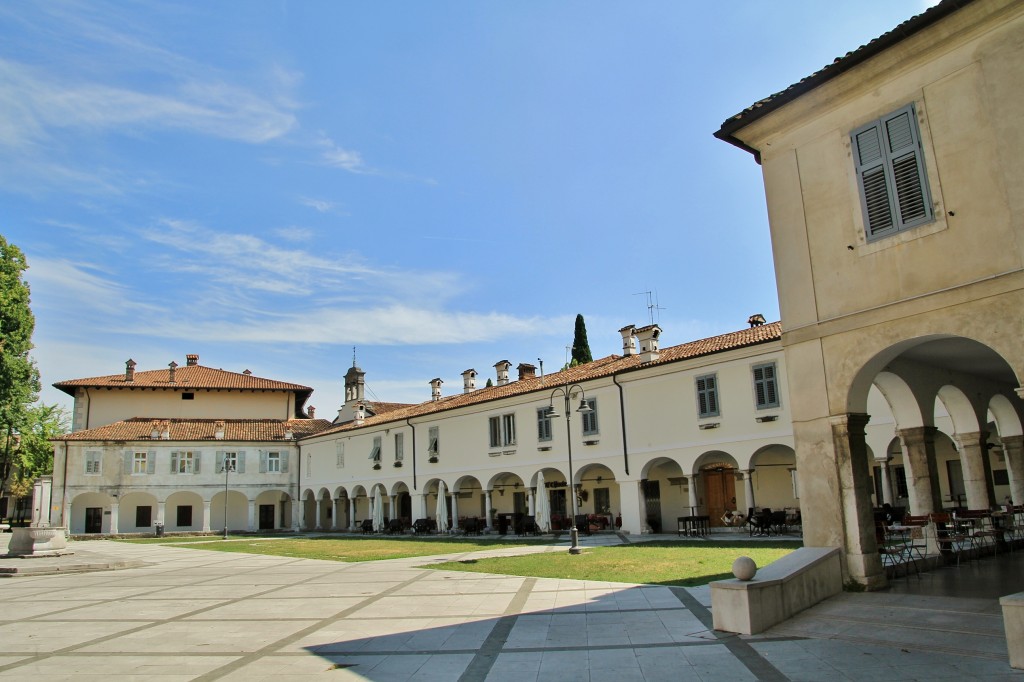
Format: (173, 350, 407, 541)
(164, 490, 203, 532)
(69, 492, 113, 534)
(118, 491, 159, 533)
(254, 490, 292, 530)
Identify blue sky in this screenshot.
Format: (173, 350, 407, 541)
(2, 1, 935, 417)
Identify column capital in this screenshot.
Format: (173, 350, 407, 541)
(829, 413, 871, 436)
(897, 425, 939, 447)
(954, 430, 990, 448)
(1000, 434, 1024, 450)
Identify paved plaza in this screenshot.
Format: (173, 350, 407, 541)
(1, 533, 1021, 680)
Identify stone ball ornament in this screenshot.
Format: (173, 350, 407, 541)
(732, 556, 757, 581)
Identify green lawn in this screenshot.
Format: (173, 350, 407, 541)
(116, 535, 795, 585)
(428, 541, 796, 586)
(116, 535, 551, 561)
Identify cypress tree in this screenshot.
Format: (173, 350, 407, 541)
(571, 314, 593, 364)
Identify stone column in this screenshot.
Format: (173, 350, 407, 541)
(831, 413, 885, 589)
(528, 488, 535, 516)
(290, 499, 300, 531)
(898, 426, 942, 515)
(247, 500, 256, 531)
(156, 501, 166, 526)
(451, 494, 460, 531)
(742, 470, 755, 513)
(390, 494, 397, 523)
(877, 459, 894, 506)
(956, 431, 994, 510)
(1002, 435, 1024, 506)
(618, 481, 644, 535)
(484, 490, 493, 531)
(687, 475, 699, 515)
(348, 498, 357, 530)
(413, 494, 427, 525)
(109, 501, 120, 535)
(65, 498, 73, 531)
(202, 501, 212, 532)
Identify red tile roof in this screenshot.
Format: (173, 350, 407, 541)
(715, 0, 975, 161)
(58, 418, 333, 442)
(53, 364, 313, 396)
(310, 322, 781, 438)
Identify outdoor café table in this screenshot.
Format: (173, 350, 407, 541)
(883, 524, 924, 577)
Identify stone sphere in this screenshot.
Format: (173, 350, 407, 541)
(732, 556, 757, 581)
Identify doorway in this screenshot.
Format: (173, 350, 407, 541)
(259, 504, 275, 530)
(643, 480, 662, 532)
(704, 469, 737, 527)
(85, 507, 102, 533)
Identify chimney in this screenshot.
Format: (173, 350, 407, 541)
(214, 420, 225, 440)
(168, 360, 178, 383)
(344, 365, 366, 405)
(430, 378, 443, 401)
(284, 423, 294, 440)
(186, 354, 199, 366)
(494, 360, 512, 386)
(748, 313, 766, 327)
(125, 358, 136, 382)
(243, 369, 252, 375)
(619, 325, 638, 356)
(635, 324, 662, 363)
(307, 405, 316, 419)
(160, 420, 171, 440)
(354, 402, 365, 425)
(150, 420, 160, 439)
(461, 369, 477, 394)
(517, 363, 537, 381)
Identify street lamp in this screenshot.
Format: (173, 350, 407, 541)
(220, 457, 235, 539)
(546, 384, 592, 555)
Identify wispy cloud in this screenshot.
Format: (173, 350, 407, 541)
(274, 226, 315, 242)
(26, 256, 163, 317)
(299, 197, 337, 213)
(316, 132, 372, 174)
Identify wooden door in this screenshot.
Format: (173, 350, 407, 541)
(85, 507, 102, 533)
(704, 471, 737, 527)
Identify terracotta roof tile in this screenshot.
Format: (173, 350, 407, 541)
(310, 322, 781, 438)
(53, 365, 313, 396)
(58, 418, 333, 442)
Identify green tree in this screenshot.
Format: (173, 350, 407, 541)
(0, 236, 41, 507)
(571, 313, 593, 365)
(15, 403, 69, 481)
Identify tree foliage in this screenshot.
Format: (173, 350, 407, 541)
(571, 313, 593, 365)
(0, 235, 41, 492)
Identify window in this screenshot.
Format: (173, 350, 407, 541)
(594, 487, 610, 515)
(695, 374, 719, 418)
(135, 506, 152, 527)
(85, 451, 102, 475)
(336, 442, 345, 468)
(752, 363, 780, 409)
(216, 451, 244, 473)
(581, 398, 599, 436)
(133, 451, 148, 474)
(369, 436, 381, 464)
(262, 451, 288, 473)
(489, 413, 516, 448)
(181, 392, 195, 400)
(394, 433, 404, 461)
(537, 408, 552, 442)
(428, 426, 439, 460)
(851, 103, 933, 240)
(170, 451, 199, 474)
(176, 505, 193, 526)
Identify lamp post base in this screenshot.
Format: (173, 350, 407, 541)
(569, 526, 581, 555)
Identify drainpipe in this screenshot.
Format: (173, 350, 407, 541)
(84, 388, 92, 430)
(296, 438, 302, 529)
(61, 440, 69, 528)
(406, 418, 417, 490)
(612, 373, 630, 477)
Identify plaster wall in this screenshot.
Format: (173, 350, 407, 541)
(72, 388, 295, 430)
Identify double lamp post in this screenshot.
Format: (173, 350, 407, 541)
(546, 383, 592, 555)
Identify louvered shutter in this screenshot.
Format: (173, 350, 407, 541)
(170, 451, 179, 474)
(853, 122, 896, 237)
(762, 365, 777, 406)
(260, 450, 268, 473)
(216, 451, 225, 473)
(193, 451, 201, 474)
(124, 450, 133, 474)
(706, 376, 718, 415)
(884, 108, 930, 227)
(280, 452, 289, 473)
(237, 451, 246, 474)
(753, 367, 767, 407)
(147, 450, 156, 474)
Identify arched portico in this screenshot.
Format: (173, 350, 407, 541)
(118, 491, 159, 533)
(486, 472, 527, 533)
(164, 490, 203, 532)
(254, 490, 292, 530)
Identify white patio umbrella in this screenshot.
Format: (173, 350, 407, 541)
(372, 486, 385, 532)
(436, 481, 449, 533)
(535, 472, 551, 533)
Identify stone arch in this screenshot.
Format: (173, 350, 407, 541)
(118, 491, 159, 533)
(164, 490, 204, 532)
(68, 491, 114, 534)
(254, 489, 292, 530)
(990, 394, 1024, 439)
(210, 489, 249, 532)
(936, 385, 982, 436)
(873, 371, 926, 430)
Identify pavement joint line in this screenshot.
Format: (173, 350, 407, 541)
(670, 586, 790, 682)
(0, 553, 361, 675)
(458, 577, 536, 682)
(191, 566, 435, 681)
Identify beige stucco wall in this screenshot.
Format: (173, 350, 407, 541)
(72, 388, 295, 430)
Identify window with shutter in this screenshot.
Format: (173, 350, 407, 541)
(280, 451, 289, 473)
(695, 374, 719, 418)
(85, 451, 102, 475)
(428, 426, 440, 459)
(369, 436, 381, 462)
(260, 450, 268, 473)
(336, 442, 345, 468)
(752, 362, 780, 409)
(394, 433, 404, 461)
(852, 103, 933, 241)
(237, 451, 246, 474)
(147, 450, 156, 474)
(124, 450, 133, 475)
(170, 451, 180, 474)
(582, 398, 599, 436)
(488, 416, 501, 448)
(537, 408, 552, 442)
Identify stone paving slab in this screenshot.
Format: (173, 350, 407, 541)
(0, 534, 1021, 680)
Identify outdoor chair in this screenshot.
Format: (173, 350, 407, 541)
(387, 518, 404, 534)
(462, 517, 481, 535)
(517, 515, 539, 536)
(930, 512, 970, 567)
(412, 518, 432, 534)
(360, 519, 374, 534)
(750, 508, 773, 536)
(768, 510, 788, 535)
(574, 515, 592, 536)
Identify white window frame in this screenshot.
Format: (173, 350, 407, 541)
(85, 451, 102, 475)
(132, 451, 148, 475)
(171, 451, 197, 474)
(489, 413, 516, 448)
(394, 432, 404, 462)
(695, 373, 720, 418)
(267, 451, 282, 473)
(428, 426, 440, 460)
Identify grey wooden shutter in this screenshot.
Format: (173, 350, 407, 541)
(706, 376, 718, 415)
(147, 450, 156, 474)
(853, 122, 896, 237)
(124, 450, 133, 474)
(170, 451, 179, 474)
(216, 451, 225, 473)
(237, 451, 246, 474)
(884, 108, 930, 227)
(193, 451, 201, 474)
(259, 450, 268, 473)
(280, 452, 289, 473)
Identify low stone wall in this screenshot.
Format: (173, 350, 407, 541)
(1001, 592, 1024, 669)
(710, 546, 843, 635)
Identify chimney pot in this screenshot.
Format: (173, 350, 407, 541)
(494, 360, 512, 386)
(243, 369, 252, 375)
(214, 420, 225, 440)
(461, 369, 477, 394)
(747, 313, 766, 327)
(517, 363, 537, 381)
(307, 406, 316, 419)
(125, 359, 137, 382)
(619, 325, 638, 356)
(186, 354, 199, 366)
(430, 378, 443, 401)
(168, 360, 178, 383)
(635, 325, 662, 363)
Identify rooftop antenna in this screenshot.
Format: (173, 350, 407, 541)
(352, 346, 357, 368)
(633, 290, 664, 325)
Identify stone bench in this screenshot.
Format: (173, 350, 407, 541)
(1001, 592, 1024, 669)
(710, 546, 843, 635)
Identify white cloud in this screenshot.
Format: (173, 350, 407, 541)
(274, 225, 315, 242)
(26, 256, 162, 317)
(299, 197, 336, 213)
(316, 132, 372, 174)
